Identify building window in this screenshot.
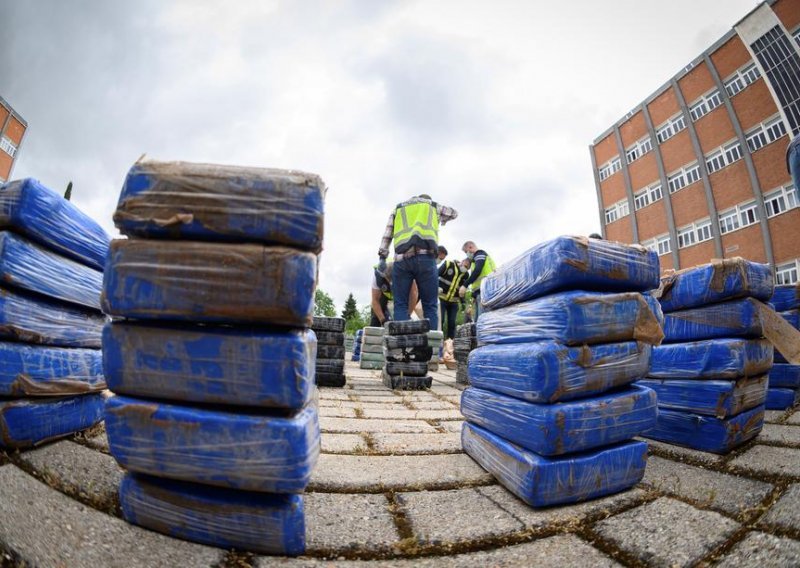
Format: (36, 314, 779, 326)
(677, 226, 697, 249)
(0, 137, 16, 158)
(746, 115, 788, 153)
(625, 136, 653, 164)
(739, 201, 758, 227)
(633, 183, 663, 210)
(705, 150, 725, 174)
(641, 234, 671, 256)
(705, 139, 743, 174)
(719, 209, 740, 234)
(751, 26, 800, 135)
(598, 155, 622, 181)
(668, 163, 700, 194)
(764, 184, 798, 218)
(724, 63, 762, 97)
(794, 27, 800, 47)
(656, 114, 687, 143)
(776, 260, 799, 285)
(719, 200, 761, 235)
(604, 199, 630, 224)
(689, 89, 722, 122)
(695, 219, 713, 243)
(677, 219, 713, 249)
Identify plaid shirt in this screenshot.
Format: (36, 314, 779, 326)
(378, 198, 458, 258)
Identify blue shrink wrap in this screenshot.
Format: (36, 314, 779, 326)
(114, 160, 326, 253)
(662, 298, 763, 343)
(480, 236, 660, 311)
(769, 364, 800, 388)
(0, 178, 110, 270)
(467, 341, 650, 403)
(637, 375, 767, 418)
(0, 287, 104, 348)
(119, 473, 305, 555)
(0, 230, 103, 310)
(642, 405, 764, 454)
(0, 394, 104, 448)
(461, 385, 656, 456)
(103, 323, 315, 409)
(779, 310, 800, 329)
(105, 395, 320, 493)
(462, 422, 647, 507)
(648, 338, 773, 379)
(765, 388, 800, 410)
(477, 291, 664, 346)
(656, 258, 774, 313)
(102, 240, 316, 327)
(771, 284, 800, 312)
(0, 342, 104, 396)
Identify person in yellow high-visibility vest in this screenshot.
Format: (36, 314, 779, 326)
(437, 245, 466, 340)
(378, 194, 458, 329)
(370, 261, 418, 326)
(459, 240, 496, 319)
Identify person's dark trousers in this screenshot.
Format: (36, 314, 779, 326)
(392, 255, 439, 329)
(473, 291, 483, 320)
(369, 310, 381, 327)
(440, 299, 458, 339)
(370, 296, 390, 327)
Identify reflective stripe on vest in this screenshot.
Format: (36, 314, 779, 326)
(470, 254, 496, 291)
(392, 201, 439, 250)
(439, 260, 464, 302)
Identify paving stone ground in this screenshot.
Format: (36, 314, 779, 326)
(2, 360, 799, 567)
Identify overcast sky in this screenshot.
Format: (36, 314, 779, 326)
(2, 0, 759, 312)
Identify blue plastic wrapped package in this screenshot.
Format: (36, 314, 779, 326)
(477, 291, 664, 347)
(103, 323, 315, 409)
(119, 473, 305, 555)
(649, 338, 773, 379)
(480, 236, 660, 311)
(771, 284, 800, 312)
(765, 388, 800, 410)
(0, 287, 104, 348)
(105, 395, 320, 493)
(0, 342, 104, 396)
(462, 422, 647, 507)
(656, 258, 774, 313)
(769, 364, 800, 388)
(102, 240, 316, 327)
(0, 178, 110, 270)
(662, 298, 763, 343)
(0, 394, 104, 449)
(642, 405, 764, 454)
(779, 310, 800, 330)
(461, 385, 656, 456)
(114, 160, 326, 253)
(637, 376, 767, 418)
(0, 231, 103, 310)
(467, 341, 650, 403)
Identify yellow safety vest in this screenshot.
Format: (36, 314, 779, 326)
(392, 200, 439, 252)
(439, 260, 464, 302)
(469, 254, 496, 292)
(373, 264, 393, 301)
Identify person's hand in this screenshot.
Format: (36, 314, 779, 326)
(458, 286, 467, 298)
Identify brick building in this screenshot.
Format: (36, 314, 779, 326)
(590, 0, 800, 285)
(0, 96, 27, 184)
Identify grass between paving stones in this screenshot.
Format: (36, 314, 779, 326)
(217, 550, 254, 568)
(0, 542, 29, 568)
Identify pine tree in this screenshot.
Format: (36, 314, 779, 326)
(341, 293, 358, 320)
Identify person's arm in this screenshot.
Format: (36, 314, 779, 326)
(408, 281, 419, 317)
(437, 204, 458, 226)
(378, 211, 396, 259)
(371, 288, 388, 324)
(463, 252, 488, 287)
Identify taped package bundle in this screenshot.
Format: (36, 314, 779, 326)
(311, 316, 346, 387)
(382, 319, 432, 390)
(643, 258, 774, 453)
(427, 329, 443, 372)
(351, 328, 363, 361)
(454, 322, 477, 385)
(463, 236, 663, 507)
(0, 178, 109, 449)
(102, 159, 325, 556)
(767, 284, 800, 410)
(359, 326, 385, 370)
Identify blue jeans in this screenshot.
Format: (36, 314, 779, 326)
(392, 255, 439, 329)
(789, 133, 800, 191)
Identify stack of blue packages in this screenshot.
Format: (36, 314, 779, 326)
(642, 258, 774, 453)
(351, 328, 363, 361)
(102, 160, 325, 555)
(0, 179, 109, 449)
(767, 283, 800, 409)
(463, 236, 663, 507)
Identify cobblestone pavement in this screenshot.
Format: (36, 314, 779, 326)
(2, 361, 800, 567)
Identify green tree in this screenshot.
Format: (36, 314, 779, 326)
(341, 293, 358, 320)
(314, 289, 336, 317)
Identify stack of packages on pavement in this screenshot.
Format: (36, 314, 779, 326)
(344, 333, 355, 353)
(454, 323, 477, 385)
(351, 328, 363, 361)
(642, 258, 774, 453)
(462, 236, 664, 507)
(382, 319, 433, 390)
(0, 179, 110, 449)
(101, 160, 324, 555)
(427, 329, 444, 371)
(311, 317, 346, 387)
(765, 283, 800, 409)
(359, 326, 385, 369)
